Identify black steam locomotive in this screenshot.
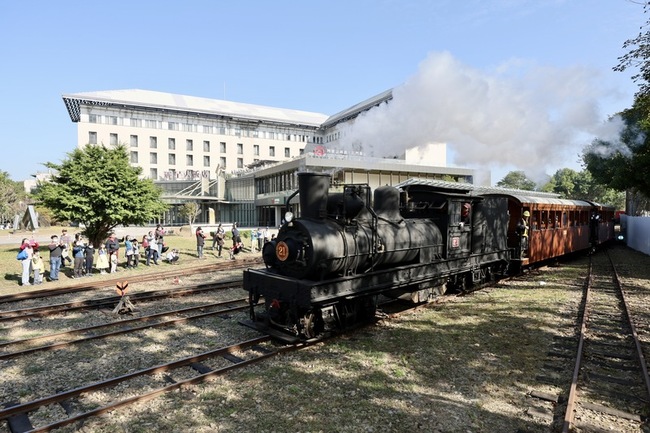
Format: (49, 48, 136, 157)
(244, 172, 515, 340)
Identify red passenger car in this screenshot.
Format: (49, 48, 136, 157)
(482, 193, 615, 267)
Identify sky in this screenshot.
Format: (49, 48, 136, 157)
(0, 0, 645, 185)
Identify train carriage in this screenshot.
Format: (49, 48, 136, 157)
(481, 193, 615, 267)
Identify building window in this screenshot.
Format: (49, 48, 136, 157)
(145, 119, 158, 129)
(186, 155, 193, 166)
(168, 138, 175, 150)
(203, 140, 210, 152)
(110, 133, 118, 145)
(220, 142, 226, 153)
(169, 153, 176, 165)
(129, 135, 138, 148)
(204, 155, 210, 167)
(269, 146, 275, 157)
(150, 136, 157, 148)
(108, 116, 118, 125)
(130, 118, 142, 127)
(203, 125, 212, 133)
(89, 114, 98, 123)
(168, 122, 178, 131)
(253, 144, 259, 156)
(150, 152, 157, 164)
(89, 132, 97, 145)
(150, 168, 157, 180)
(220, 156, 226, 168)
(186, 139, 193, 151)
(284, 147, 290, 157)
(130, 151, 138, 163)
(237, 143, 243, 154)
(237, 158, 243, 168)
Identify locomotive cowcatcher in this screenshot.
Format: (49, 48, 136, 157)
(244, 172, 513, 340)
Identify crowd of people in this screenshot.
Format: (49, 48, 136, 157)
(16, 224, 173, 286)
(205, 223, 275, 260)
(16, 223, 274, 286)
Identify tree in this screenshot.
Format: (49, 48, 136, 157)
(495, 171, 536, 190)
(0, 171, 28, 224)
(583, 107, 650, 198)
(34, 145, 168, 247)
(582, 3, 650, 210)
(540, 168, 625, 208)
(179, 202, 201, 226)
(614, 1, 650, 99)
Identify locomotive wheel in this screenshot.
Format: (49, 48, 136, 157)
(300, 311, 324, 339)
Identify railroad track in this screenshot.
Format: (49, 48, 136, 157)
(559, 250, 650, 432)
(529, 249, 650, 431)
(0, 278, 280, 432)
(0, 335, 296, 433)
(0, 298, 250, 361)
(0, 279, 243, 323)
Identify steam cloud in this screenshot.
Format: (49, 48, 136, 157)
(339, 51, 621, 181)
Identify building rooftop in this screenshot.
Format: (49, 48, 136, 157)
(62, 89, 330, 127)
(321, 88, 393, 129)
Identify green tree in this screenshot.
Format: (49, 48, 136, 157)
(588, 1, 650, 211)
(583, 107, 650, 198)
(495, 171, 536, 190)
(614, 1, 650, 99)
(34, 145, 168, 247)
(540, 168, 625, 208)
(0, 171, 28, 224)
(179, 202, 201, 226)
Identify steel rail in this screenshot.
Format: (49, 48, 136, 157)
(562, 250, 650, 432)
(0, 280, 243, 322)
(561, 257, 592, 433)
(0, 301, 249, 361)
(608, 252, 650, 408)
(0, 297, 247, 349)
(26, 343, 295, 433)
(0, 336, 275, 423)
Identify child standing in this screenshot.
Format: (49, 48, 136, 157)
(97, 245, 109, 274)
(32, 251, 44, 284)
(110, 252, 118, 273)
(132, 240, 140, 267)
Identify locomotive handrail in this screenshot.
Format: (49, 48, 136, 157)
(284, 188, 300, 213)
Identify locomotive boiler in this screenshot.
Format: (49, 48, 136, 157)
(244, 172, 512, 340)
(267, 172, 444, 280)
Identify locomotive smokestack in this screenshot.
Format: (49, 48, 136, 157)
(298, 172, 330, 219)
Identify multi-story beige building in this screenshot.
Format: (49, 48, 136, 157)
(62, 89, 328, 181)
(62, 89, 481, 227)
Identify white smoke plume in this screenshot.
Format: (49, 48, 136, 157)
(339, 51, 622, 181)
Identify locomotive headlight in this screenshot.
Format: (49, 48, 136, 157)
(284, 211, 294, 223)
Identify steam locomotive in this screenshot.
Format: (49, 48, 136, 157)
(244, 172, 615, 340)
